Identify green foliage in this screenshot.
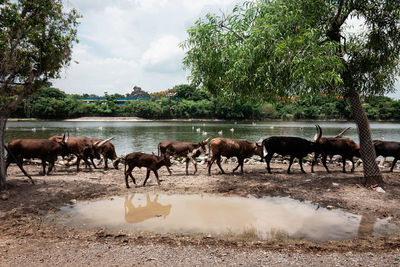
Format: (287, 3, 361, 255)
(0, 0, 80, 115)
(182, 0, 400, 99)
(11, 88, 400, 121)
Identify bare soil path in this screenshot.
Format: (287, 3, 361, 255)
(1, 161, 400, 266)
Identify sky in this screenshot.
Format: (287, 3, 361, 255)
(53, 0, 241, 96)
(53, 0, 400, 99)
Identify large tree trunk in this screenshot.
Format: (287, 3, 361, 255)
(0, 115, 7, 190)
(347, 92, 383, 187)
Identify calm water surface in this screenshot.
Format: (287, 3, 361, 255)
(51, 193, 399, 241)
(6, 120, 400, 155)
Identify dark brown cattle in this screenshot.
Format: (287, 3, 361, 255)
(124, 151, 171, 188)
(49, 136, 112, 172)
(262, 136, 316, 174)
(158, 139, 208, 175)
(374, 140, 400, 172)
(208, 138, 262, 175)
(89, 138, 120, 169)
(6, 136, 68, 175)
(311, 125, 361, 173)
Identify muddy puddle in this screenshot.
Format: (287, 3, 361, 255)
(50, 193, 399, 241)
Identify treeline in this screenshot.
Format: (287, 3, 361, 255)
(11, 85, 400, 121)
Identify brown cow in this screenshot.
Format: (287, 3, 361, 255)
(6, 135, 68, 175)
(208, 138, 262, 175)
(158, 139, 209, 175)
(311, 125, 361, 173)
(89, 138, 120, 169)
(124, 151, 171, 188)
(48, 136, 113, 172)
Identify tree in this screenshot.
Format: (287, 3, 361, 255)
(0, 0, 80, 189)
(182, 0, 400, 186)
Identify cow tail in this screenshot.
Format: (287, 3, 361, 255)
(157, 143, 160, 156)
(261, 139, 267, 162)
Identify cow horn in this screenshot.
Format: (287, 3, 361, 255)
(313, 125, 322, 141)
(95, 137, 114, 147)
(202, 138, 210, 144)
(64, 133, 69, 143)
(335, 126, 351, 138)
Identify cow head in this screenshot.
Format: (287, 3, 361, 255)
(198, 138, 210, 155)
(113, 157, 121, 170)
(254, 142, 263, 157)
(92, 137, 114, 159)
(162, 148, 172, 167)
(56, 134, 70, 157)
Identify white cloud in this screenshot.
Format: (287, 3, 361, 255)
(141, 35, 184, 73)
(134, 0, 168, 13)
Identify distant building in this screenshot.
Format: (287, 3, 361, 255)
(128, 86, 150, 98)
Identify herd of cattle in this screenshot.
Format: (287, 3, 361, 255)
(5, 125, 400, 188)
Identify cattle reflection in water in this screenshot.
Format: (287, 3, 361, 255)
(124, 194, 172, 223)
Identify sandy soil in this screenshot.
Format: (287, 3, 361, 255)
(1, 160, 400, 265)
(63, 116, 151, 122)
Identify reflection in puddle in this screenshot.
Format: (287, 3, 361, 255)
(124, 194, 171, 223)
(53, 193, 399, 241)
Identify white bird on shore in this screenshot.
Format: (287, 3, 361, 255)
(196, 128, 201, 132)
(218, 130, 223, 135)
(230, 128, 234, 133)
(31, 128, 36, 132)
(202, 131, 208, 136)
(192, 126, 194, 130)
(98, 126, 103, 130)
(252, 122, 256, 126)
(41, 126, 46, 131)
(76, 127, 80, 131)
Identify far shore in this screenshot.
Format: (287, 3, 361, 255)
(7, 116, 400, 123)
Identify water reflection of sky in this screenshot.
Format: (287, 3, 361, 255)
(54, 193, 400, 241)
(6, 121, 400, 155)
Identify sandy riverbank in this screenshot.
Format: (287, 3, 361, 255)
(63, 116, 152, 122)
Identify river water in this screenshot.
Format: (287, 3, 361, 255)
(5, 120, 400, 155)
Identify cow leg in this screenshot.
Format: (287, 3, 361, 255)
(321, 154, 330, 173)
(208, 155, 217, 176)
(299, 157, 306, 174)
(5, 155, 12, 174)
(76, 158, 81, 172)
(83, 158, 93, 171)
(264, 153, 273, 174)
(390, 158, 398, 172)
(185, 158, 190, 175)
(143, 169, 151, 186)
(104, 155, 109, 170)
(311, 152, 320, 173)
(232, 157, 244, 173)
(193, 162, 198, 174)
(124, 166, 135, 188)
(41, 159, 46, 175)
(88, 156, 97, 169)
(342, 157, 347, 173)
(287, 156, 295, 174)
(47, 160, 55, 175)
(153, 170, 161, 185)
(216, 156, 225, 174)
(350, 157, 355, 172)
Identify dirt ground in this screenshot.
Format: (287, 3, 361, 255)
(1, 159, 400, 265)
